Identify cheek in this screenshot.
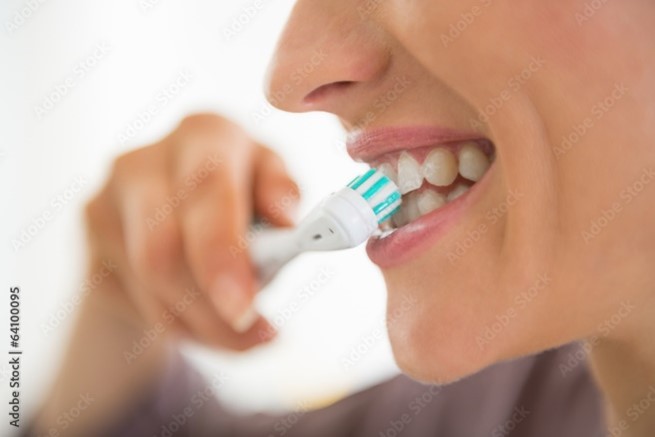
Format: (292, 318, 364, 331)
(378, 166, 565, 382)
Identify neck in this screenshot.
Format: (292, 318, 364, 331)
(588, 299, 655, 437)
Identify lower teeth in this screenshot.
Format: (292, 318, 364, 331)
(381, 181, 474, 231)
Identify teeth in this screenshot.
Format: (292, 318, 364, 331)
(375, 142, 493, 230)
(379, 221, 394, 232)
(403, 192, 422, 222)
(417, 190, 446, 215)
(397, 152, 423, 194)
(458, 142, 490, 182)
(391, 206, 409, 228)
(422, 149, 458, 186)
(378, 163, 398, 186)
(447, 183, 469, 202)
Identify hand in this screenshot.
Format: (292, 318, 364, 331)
(83, 113, 300, 351)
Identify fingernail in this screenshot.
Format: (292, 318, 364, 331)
(282, 198, 299, 223)
(232, 307, 259, 333)
(274, 190, 300, 224)
(257, 324, 277, 342)
(210, 276, 257, 332)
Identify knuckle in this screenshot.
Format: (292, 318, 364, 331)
(109, 151, 139, 181)
(109, 145, 160, 182)
(186, 157, 227, 193)
(83, 189, 114, 236)
(83, 195, 103, 229)
(131, 221, 182, 278)
(175, 114, 251, 157)
(178, 113, 233, 136)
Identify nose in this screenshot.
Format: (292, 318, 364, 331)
(264, 1, 391, 119)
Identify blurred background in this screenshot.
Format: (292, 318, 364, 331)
(0, 0, 399, 433)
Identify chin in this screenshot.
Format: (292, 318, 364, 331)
(383, 279, 502, 384)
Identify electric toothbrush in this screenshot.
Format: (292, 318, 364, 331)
(250, 168, 402, 284)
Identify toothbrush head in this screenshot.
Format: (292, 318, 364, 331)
(296, 169, 402, 251)
(347, 168, 402, 224)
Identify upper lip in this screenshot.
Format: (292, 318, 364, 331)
(346, 126, 484, 163)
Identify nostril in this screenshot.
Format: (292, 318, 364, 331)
(304, 81, 355, 104)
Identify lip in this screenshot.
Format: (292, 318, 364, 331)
(347, 125, 484, 162)
(352, 126, 495, 269)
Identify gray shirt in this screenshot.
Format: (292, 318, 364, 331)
(24, 342, 607, 436)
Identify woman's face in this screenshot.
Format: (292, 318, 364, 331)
(266, 0, 655, 382)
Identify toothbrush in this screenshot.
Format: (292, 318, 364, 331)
(250, 168, 402, 284)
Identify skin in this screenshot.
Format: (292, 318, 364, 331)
(34, 0, 655, 435)
(269, 0, 655, 432)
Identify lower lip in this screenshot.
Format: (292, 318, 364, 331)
(366, 164, 496, 268)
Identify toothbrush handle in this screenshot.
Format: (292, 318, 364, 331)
(249, 227, 300, 286)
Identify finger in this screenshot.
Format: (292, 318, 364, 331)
(108, 144, 269, 349)
(172, 119, 262, 333)
(84, 183, 165, 330)
(252, 144, 301, 227)
(106, 146, 196, 336)
(157, 274, 278, 351)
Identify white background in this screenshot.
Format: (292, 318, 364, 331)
(0, 0, 399, 433)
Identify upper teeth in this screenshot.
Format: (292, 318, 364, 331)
(458, 143, 490, 182)
(423, 148, 458, 187)
(376, 141, 492, 228)
(397, 152, 423, 194)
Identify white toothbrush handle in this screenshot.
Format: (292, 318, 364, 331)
(249, 228, 300, 286)
(249, 187, 381, 285)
